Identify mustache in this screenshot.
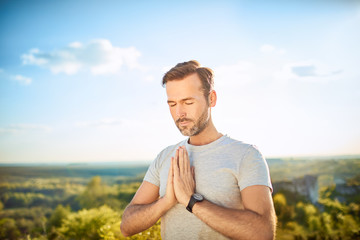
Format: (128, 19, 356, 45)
(176, 118, 194, 124)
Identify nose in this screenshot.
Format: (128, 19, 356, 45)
(176, 105, 186, 118)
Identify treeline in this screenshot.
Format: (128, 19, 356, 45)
(268, 158, 360, 182)
(0, 175, 157, 239)
(0, 164, 148, 179)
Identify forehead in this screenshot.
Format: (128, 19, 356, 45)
(166, 73, 204, 100)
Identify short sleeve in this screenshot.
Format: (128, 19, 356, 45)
(143, 153, 161, 187)
(237, 145, 273, 192)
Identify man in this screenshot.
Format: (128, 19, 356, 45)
(120, 60, 276, 239)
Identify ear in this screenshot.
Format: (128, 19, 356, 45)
(209, 90, 217, 107)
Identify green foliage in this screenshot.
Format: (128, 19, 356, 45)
(1, 159, 359, 239)
(0, 178, 85, 211)
(273, 193, 294, 226)
(77, 176, 107, 209)
(76, 176, 132, 211)
(269, 158, 360, 182)
(47, 204, 71, 239)
(0, 207, 50, 238)
(274, 188, 360, 239)
(2, 192, 48, 208)
(0, 218, 21, 240)
(116, 182, 140, 209)
(48, 204, 71, 228)
(0, 164, 149, 179)
(347, 174, 360, 186)
(58, 205, 121, 240)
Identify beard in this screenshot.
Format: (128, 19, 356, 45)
(175, 107, 210, 136)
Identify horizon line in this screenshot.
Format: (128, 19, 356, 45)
(1, 154, 359, 166)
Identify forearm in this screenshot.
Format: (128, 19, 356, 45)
(192, 200, 276, 240)
(120, 197, 170, 237)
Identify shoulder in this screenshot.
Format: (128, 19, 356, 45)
(221, 136, 266, 166)
(221, 135, 259, 154)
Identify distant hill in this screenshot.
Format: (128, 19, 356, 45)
(0, 164, 149, 179)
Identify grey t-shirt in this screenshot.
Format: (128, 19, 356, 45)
(144, 135, 272, 240)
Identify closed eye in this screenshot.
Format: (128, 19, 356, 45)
(168, 102, 176, 107)
(185, 102, 194, 105)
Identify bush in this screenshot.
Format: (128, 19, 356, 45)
(58, 205, 121, 240)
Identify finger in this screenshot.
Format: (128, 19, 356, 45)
(175, 149, 179, 168)
(191, 166, 195, 178)
(168, 157, 174, 182)
(179, 147, 184, 175)
(173, 154, 179, 178)
(170, 158, 174, 177)
(191, 166, 196, 190)
(183, 146, 190, 174)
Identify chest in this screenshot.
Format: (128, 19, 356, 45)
(159, 150, 243, 209)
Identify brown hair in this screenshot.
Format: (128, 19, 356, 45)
(162, 60, 214, 102)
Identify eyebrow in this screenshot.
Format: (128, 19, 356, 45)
(167, 97, 196, 104)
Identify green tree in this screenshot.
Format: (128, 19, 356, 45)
(273, 193, 294, 226)
(77, 176, 107, 209)
(0, 218, 21, 240)
(338, 214, 360, 239)
(47, 204, 71, 239)
(320, 212, 333, 236)
(58, 205, 121, 240)
(48, 204, 71, 228)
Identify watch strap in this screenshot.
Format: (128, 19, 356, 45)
(186, 193, 203, 213)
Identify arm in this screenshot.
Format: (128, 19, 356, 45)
(120, 161, 177, 237)
(192, 185, 276, 240)
(173, 146, 276, 240)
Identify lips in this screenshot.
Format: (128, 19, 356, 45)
(177, 118, 193, 127)
(179, 121, 190, 126)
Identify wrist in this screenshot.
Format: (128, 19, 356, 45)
(186, 193, 204, 213)
(191, 199, 204, 213)
(159, 196, 176, 211)
(180, 193, 193, 206)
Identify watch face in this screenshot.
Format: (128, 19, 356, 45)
(193, 193, 204, 201)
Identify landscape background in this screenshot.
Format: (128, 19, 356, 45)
(1, 0, 360, 239)
(1, 157, 360, 239)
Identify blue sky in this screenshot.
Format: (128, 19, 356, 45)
(1, 0, 359, 163)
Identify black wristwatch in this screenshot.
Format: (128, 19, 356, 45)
(186, 193, 204, 213)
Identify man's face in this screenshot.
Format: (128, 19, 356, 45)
(166, 73, 210, 136)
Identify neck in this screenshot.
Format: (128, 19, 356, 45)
(188, 119, 223, 146)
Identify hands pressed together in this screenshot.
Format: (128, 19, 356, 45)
(164, 146, 196, 208)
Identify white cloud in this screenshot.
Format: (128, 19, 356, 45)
(0, 124, 52, 134)
(275, 60, 343, 82)
(75, 118, 122, 128)
(12, 75, 32, 85)
(21, 39, 142, 75)
(69, 42, 83, 48)
(260, 44, 286, 54)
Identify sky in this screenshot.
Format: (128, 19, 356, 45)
(0, 0, 360, 163)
